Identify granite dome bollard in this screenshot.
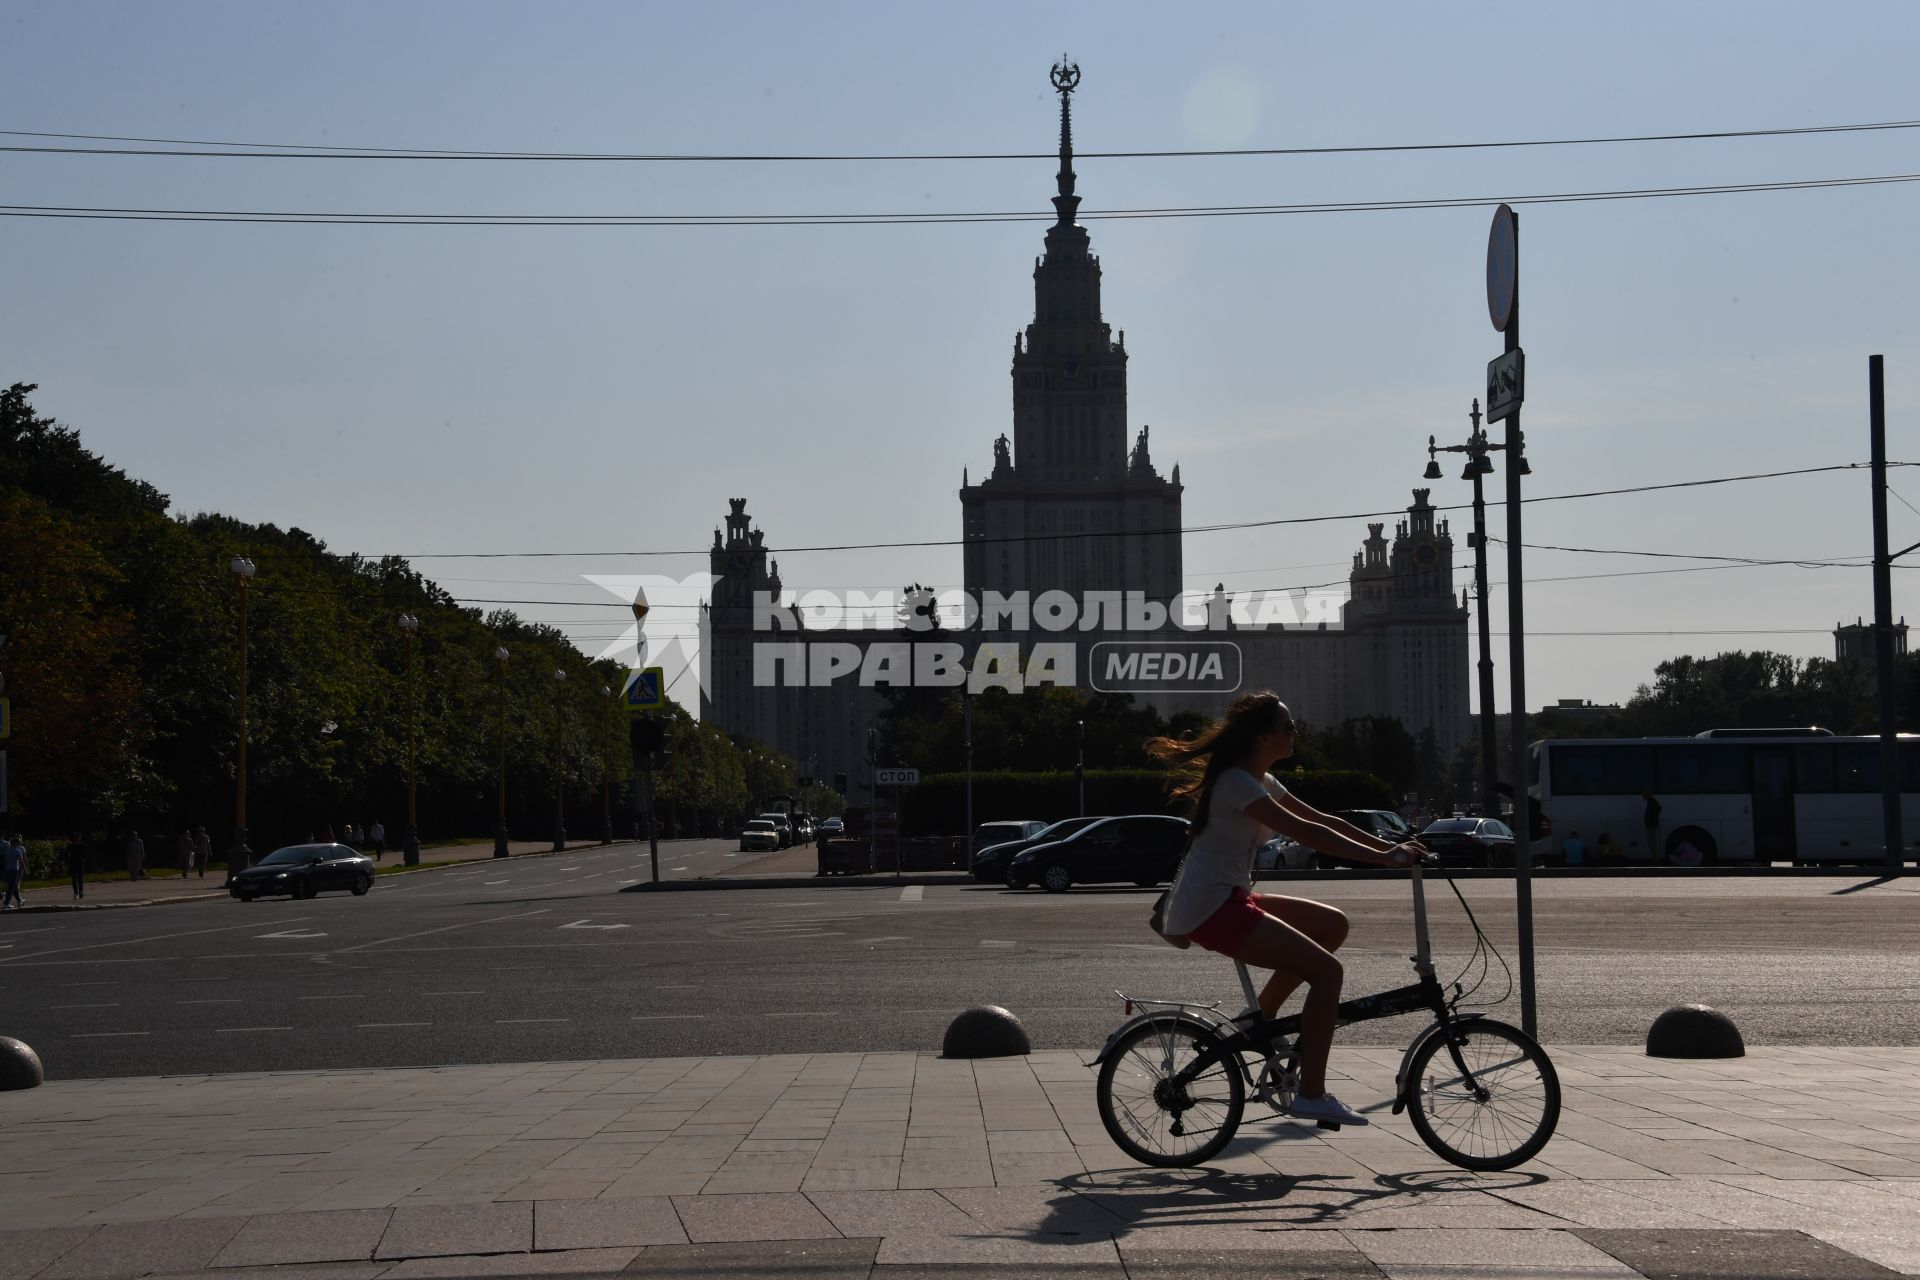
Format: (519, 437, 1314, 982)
(0, 1037, 44, 1090)
(1646, 1004, 1745, 1058)
(942, 1006, 1031, 1058)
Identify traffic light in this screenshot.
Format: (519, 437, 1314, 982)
(628, 717, 665, 756)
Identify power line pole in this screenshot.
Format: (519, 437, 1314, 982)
(1870, 355, 1905, 874)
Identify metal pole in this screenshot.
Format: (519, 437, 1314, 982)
(404, 629, 420, 866)
(1501, 213, 1538, 1039)
(1470, 418, 1500, 822)
(1076, 718, 1085, 815)
(494, 651, 509, 857)
(229, 573, 250, 883)
(645, 755, 659, 881)
(1870, 354, 1904, 873)
(963, 680, 974, 863)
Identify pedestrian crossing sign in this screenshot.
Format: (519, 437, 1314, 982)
(622, 667, 665, 712)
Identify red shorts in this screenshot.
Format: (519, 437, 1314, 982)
(1186, 887, 1272, 956)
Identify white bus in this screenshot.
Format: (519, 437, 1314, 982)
(1529, 729, 1920, 865)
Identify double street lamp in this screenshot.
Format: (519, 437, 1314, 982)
(398, 614, 421, 865)
(1424, 400, 1526, 821)
(226, 556, 256, 884)
(552, 669, 568, 852)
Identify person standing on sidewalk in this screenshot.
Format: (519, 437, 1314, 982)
(1, 834, 25, 910)
(66, 832, 88, 900)
(192, 826, 211, 878)
(369, 820, 386, 862)
(124, 829, 146, 881)
(176, 829, 195, 878)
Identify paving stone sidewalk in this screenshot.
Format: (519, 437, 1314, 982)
(4, 1047, 1919, 1278)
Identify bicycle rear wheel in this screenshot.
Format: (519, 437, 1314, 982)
(1096, 1017, 1245, 1167)
(1405, 1018, 1559, 1171)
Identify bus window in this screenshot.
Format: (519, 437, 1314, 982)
(1833, 744, 1881, 792)
(1655, 744, 1750, 794)
(1902, 741, 1920, 791)
(1794, 746, 1834, 793)
(1550, 744, 1651, 795)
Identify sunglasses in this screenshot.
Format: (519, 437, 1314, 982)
(1274, 719, 1296, 734)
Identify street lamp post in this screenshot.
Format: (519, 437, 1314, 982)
(398, 614, 421, 866)
(1423, 400, 1525, 820)
(551, 670, 569, 852)
(1076, 719, 1086, 815)
(494, 647, 510, 858)
(600, 685, 614, 845)
(226, 557, 256, 884)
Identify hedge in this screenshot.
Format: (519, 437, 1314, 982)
(897, 767, 1394, 835)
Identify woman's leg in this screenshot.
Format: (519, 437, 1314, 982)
(1249, 895, 1350, 1018)
(1231, 912, 1343, 1096)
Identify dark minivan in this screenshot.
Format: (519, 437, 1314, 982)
(1006, 815, 1190, 892)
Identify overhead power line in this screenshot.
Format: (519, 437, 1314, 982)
(4, 116, 1916, 161)
(5, 171, 1919, 226)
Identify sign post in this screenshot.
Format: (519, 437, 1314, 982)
(1487, 202, 1538, 1040)
(875, 768, 919, 876)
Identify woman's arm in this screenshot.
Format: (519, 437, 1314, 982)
(1273, 790, 1401, 855)
(1243, 794, 1416, 867)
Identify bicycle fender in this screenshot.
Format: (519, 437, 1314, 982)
(1391, 1014, 1489, 1115)
(1087, 1010, 1223, 1068)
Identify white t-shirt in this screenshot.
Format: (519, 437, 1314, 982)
(1161, 767, 1289, 936)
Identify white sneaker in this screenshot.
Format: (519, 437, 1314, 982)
(1288, 1091, 1370, 1126)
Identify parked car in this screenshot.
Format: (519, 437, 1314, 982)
(230, 843, 375, 901)
(817, 817, 845, 837)
(740, 820, 781, 852)
(970, 816, 1102, 883)
(1304, 809, 1420, 868)
(1419, 817, 1523, 867)
(756, 813, 794, 847)
(972, 819, 1049, 854)
(1006, 815, 1190, 892)
(1255, 834, 1313, 871)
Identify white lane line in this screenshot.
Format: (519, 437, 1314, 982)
(483, 880, 510, 886)
(421, 990, 486, 997)
(670, 866, 689, 872)
(59, 981, 115, 987)
(297, 994, 359, 1001)
(979, 940, 1017, 948)
(359, 1022, 431, 1028)
(619, 879, 639, 885)
(73, 1031, 149, 1038)
(632, 1014, 706, 1021)
(51, 1003, 120, 1010)
(766, 1011, 838, 1018)
(0, 916, 315, 964)
(338, 907, 552, 954)
(858, 936, 911, 944)
(177, 999, 243, 1005)
(653, 984, 697, 989)
(899, 886, 924, 902)
(258, 930, 328, 940)
(559, 920, 629, 931)
(496, 1018, 568, 1024)
(216, 1026, 293, 1033)
(558, 867, 580, 871)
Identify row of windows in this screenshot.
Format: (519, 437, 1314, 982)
(1546, 742, 1920, 796)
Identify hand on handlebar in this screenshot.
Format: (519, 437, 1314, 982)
(1384, 839, 1435, 869)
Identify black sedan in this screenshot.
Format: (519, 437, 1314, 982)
(231, 843, 377, 901)
(971, 816, 1103, 884)
(1417, 818, 1522, 867)
(1006, 815, 1189, 892)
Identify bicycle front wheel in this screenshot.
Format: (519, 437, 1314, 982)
(1405, 1018, 1559, 1171)
(1096, 1017, 1245, 1167)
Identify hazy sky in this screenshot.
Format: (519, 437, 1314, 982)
(4, 1, 1917, 715)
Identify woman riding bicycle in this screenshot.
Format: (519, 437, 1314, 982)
(1147, 690, 1423, 1128)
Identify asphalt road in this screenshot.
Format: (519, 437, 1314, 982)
(3, 847, 1918, 1080)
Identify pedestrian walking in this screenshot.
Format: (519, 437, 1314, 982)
(176, 829, 195, 878)
(1641, 792, 1663, 863)
(124, 829, 146, 880)
(342, 822, 358, 852)
(369, 820, 386, 861)
(66, 832, 88, 900)
(192, 826, 211, 878)
(1, 834, 25, 910)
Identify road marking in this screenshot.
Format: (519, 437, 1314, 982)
(421, 990, 486, 997)
(359, 1022, 430, 1028)
(670, 866, 689, 872)
(178, 998, 242, 1005)
(979, 940, 1017, 948)
(297, 993, 358, 1001)
(633, 1014, 706, 1021)
(619, 879, 639, 885)
(899, 886, 924, 902)
(0, 916, 315, 964)
(653, 984, 697, 989)
(496, 1018, 568, 1024)
(51, 1003, 120, 1010)
(60, 981, 116, 987)
(559, 866, 579, 871)
(483, 880, 509, 885)
(258, 930, 328, 940)
(560, 920, 630, 931)
(858, 936, 911, 944)
(73, 1031, 148, 1038)
(766, 1011, 838, 1018)
(216, 1026, 293, 1033)
(338, 907, 552, 954)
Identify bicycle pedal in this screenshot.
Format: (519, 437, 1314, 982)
(1317, 1120, 1342, 1131)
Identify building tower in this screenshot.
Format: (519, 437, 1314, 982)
(960, 59, 1183, 607)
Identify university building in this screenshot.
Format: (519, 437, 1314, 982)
(698, 65, 1469, 791)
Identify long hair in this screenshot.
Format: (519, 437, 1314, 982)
(1144, 691, 1285, 840)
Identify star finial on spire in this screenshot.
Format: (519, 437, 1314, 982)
(1049, 58, 1082, 228)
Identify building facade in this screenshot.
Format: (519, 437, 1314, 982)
(697, 64, 1469, 792)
